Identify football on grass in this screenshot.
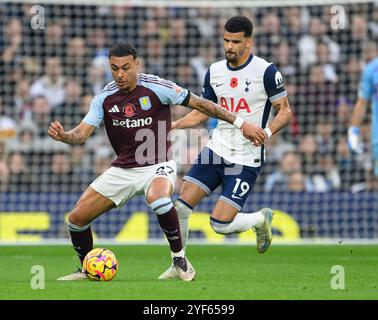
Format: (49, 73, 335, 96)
(83, 248, 118, 281)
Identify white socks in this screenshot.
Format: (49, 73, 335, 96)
(174, 198, 193, 250)
(210, 211, 265, 235)
(171, 249, 185, 259)
(175, 197, 266, 237)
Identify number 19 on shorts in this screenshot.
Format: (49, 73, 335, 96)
(232, 178, 250, 200)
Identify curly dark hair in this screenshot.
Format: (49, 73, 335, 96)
(224, 16, 253, 37)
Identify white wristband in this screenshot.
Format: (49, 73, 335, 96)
(233, 116, 245, 129)
(264, 128, 272, 139)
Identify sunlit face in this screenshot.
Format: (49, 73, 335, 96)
(109, 55, 139, 92)
(223, 31, 252, 66)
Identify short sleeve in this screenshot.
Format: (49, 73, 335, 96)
(263, 64, 287, 102)
(82, 94, 104, 128)
(163, 81, 190, 105)
(201, 69, 218, 103)
(358, 65, 373, 100)
(141, 75, 190, 106)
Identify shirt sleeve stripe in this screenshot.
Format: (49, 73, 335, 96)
(140, 78, 173, 89)
(269, 91, 287, 102)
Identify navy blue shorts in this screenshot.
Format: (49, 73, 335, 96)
(183, 147, 262, 211)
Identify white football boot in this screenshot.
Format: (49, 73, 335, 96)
(254, 208, 274, 254)
(172, 256, 196, 281)
(158, 263, 179, 280)
(57, 268, 88, 281)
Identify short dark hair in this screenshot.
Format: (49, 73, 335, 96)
(108, 42, 137, 59)
(224, 16, 253, 37)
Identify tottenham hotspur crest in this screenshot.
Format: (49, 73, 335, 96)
(245, 80, 251, 92)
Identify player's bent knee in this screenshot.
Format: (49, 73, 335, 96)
(146, 193, 167, 205)
(145, 186, 172, 205)
(67, 212, 91, 230)
(146, 177, 173, 205)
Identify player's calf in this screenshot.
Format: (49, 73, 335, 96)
(209, 211, 262, 234)
(210, 210, 273, 253)
(148, 196, 197, 281)
(67, 216, 93, 265)
(158, 199, 194, 281)
(209, 216, 235, 234)
(148, 197, 184, 255)
(174, 198, 193, 250)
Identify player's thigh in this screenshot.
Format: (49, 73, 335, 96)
(181, 147, 222, 206)
(90, 166, 138, 209)
(211, 199, 239, 221)
(219, 164, 261, 213)
(69, 186, 116, 226)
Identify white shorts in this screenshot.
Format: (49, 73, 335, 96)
(90, 160, 177, 207)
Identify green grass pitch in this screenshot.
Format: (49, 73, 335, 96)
(0, 244, 377, 300)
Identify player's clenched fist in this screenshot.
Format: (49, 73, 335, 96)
(48, 120, 66, 141)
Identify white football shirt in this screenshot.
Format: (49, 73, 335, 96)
(202, 54, 287, 167)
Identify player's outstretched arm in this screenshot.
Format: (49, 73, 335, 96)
(48, 120, 96, 145)
(172, 110, 209, 129)
(264, 96, 292, 141)
(186, 92, 265, 146)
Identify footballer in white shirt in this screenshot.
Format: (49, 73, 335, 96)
(159, 16, 293, 280)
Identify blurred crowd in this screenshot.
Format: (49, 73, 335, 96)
(0, 2, 378, 194)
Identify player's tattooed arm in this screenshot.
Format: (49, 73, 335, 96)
(265, 96, 293, 139)
(187, 92, 237, 125)
(186, 92, 266, 145)
(48, 121, 96, 145)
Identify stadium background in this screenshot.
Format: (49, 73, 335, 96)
(0, 0, 377, 244)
